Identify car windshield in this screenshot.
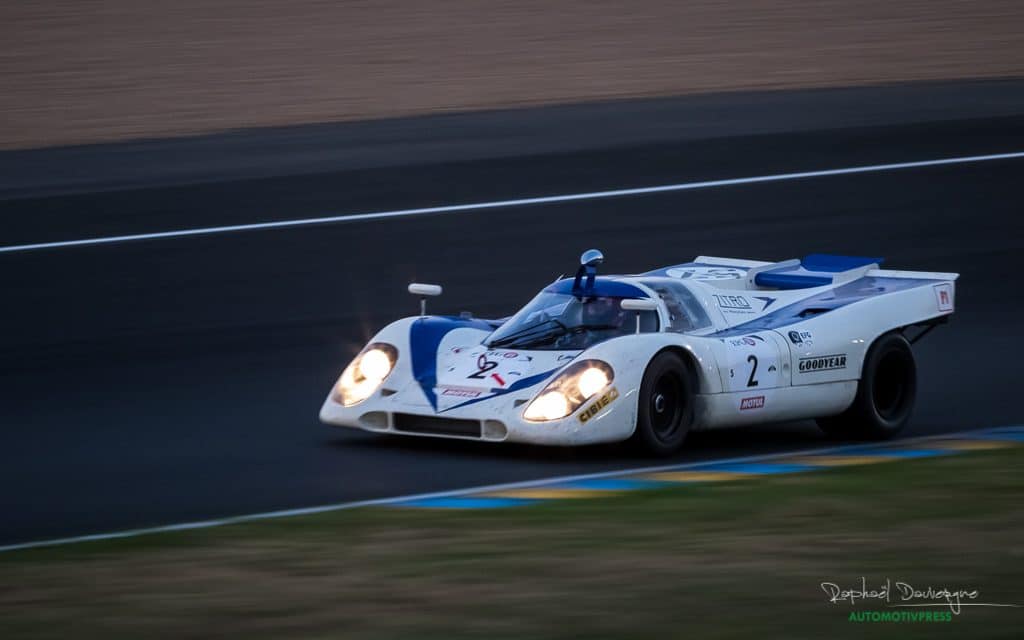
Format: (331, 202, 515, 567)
(486, 292, 658, 350)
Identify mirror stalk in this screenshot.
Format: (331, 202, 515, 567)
(408, 283, 443, 316)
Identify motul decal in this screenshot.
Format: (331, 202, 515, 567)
(739, 395, 765, 411)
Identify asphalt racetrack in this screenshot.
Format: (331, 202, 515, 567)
(1, 95, 1022, 546)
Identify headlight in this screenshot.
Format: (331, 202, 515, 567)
(333, 343, 398, 407)
(523, 360, 614, 422)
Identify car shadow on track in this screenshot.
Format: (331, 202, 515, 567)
(322, 420, 842, 465)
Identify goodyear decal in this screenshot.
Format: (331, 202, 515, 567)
(798, 354, 848, 373)
(579, 387, 619, 423)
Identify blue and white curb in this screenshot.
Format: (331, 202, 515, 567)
(387, 426, 1024, 509)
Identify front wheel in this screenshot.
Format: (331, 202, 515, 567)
(633, 351, 696, 455)
(817, 332, 917, 439)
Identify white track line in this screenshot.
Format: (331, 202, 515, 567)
(1, 427, 1015, 553)
(2, 151, 1023, 255)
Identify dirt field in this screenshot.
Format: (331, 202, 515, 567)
(1, 1, 1022, 149)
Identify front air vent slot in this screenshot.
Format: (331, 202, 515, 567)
(392, 413, 482, 438)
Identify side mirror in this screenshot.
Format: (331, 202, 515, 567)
(408, 283, 442, 297)
(574, 249, 605, 296)
(580, 249, 604, 267)
(621, 298, 658, 334)
(408, 283, 443, 316)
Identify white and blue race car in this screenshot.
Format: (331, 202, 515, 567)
(320, 251, 957, 454)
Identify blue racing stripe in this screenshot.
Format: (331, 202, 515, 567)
(708, 276, 933, 337)
(409, 316, 494, 410)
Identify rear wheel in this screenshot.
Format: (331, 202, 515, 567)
(633, 351, 696, 455)
(816, 332, 916, 439)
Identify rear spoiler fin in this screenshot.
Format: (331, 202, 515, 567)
(745, 254, 883, 290)
(866, 268, 959, 281)
(692, 255, 958, 288)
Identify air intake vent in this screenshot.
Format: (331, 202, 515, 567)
(392, 413, 482, 438)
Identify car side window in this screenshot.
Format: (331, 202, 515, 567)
(641, 280, 713, 333)
(637, 309, 660, 332)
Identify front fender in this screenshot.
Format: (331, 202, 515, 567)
(575, 332, 723, 398)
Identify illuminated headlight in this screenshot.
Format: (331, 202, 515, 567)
(523, 360, 614, 422)
(333, 343, 398, 407)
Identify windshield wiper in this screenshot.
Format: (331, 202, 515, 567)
(575, 323, 620, 332)
(487, 319, 568, 348)
(487, 321, 623, 349)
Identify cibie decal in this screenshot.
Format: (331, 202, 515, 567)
(739, 395, 765, 411)
(798, 354, 848, 373)
(579, 387, 619, 423)
(788, 330, 813, 345)
(933, 283, 954, 312)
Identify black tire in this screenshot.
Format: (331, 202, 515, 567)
(633, 351, 696, 455)
(816, 332, 916, 439)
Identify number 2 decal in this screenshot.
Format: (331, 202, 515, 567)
(467, 354, 498, 379)
(746, 355, 759, 387)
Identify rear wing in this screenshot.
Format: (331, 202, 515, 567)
(866, 267, 959, 281)
(692, 255, 957, 336)
(695, 254, 958, 291)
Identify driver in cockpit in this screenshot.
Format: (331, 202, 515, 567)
(553, 296, 627, 349)
(582, 296, 625, 329)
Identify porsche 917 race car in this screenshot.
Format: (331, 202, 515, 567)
(320, 250, 957, 454)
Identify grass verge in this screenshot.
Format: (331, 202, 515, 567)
(1, 448, 1022, 638)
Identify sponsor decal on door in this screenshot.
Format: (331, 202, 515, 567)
(740, 395, 765, 411)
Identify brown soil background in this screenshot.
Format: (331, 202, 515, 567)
(1, 0, 1022, 150)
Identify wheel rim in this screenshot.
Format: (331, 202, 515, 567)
(872, 350, 909, 421)
(650, 371, 684, 442)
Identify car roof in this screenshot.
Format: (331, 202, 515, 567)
(543, 277, 650, 298)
